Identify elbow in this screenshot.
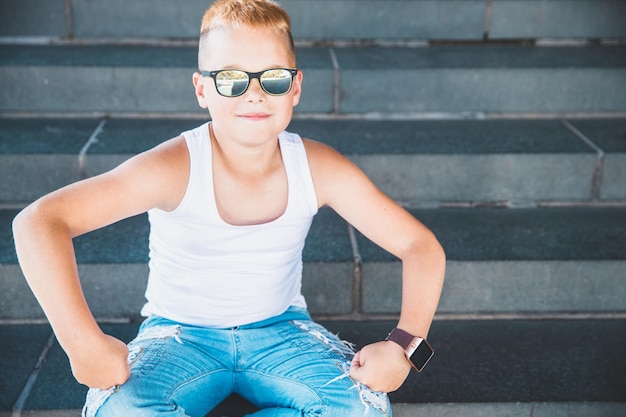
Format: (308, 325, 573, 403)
(404, 230, 446, 278)
(429, 234, 447, 276)
(12, 202, 42, 250)
(414, 233, 447, 290)
(12, 204, 36, 271)
(418, 227, 446, 265)
(12, 200, 58, 250)
(12, 204, 35, 245)
(434, 234, 446, 265)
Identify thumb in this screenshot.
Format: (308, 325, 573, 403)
(350, 351, 363, 377)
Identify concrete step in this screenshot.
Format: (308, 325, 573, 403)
(6, 404, 626, 417)
(2, 0, 626, 41)
(489, 0, 626, 40)
(2, 319, 625, 413)
(1, 117, 625, 204)
(2, 206, 625, 321)
(1, 44, 625, 114)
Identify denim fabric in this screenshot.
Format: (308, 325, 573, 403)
(83, 307, 391, 417)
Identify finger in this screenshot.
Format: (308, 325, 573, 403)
(350, 351, 361, 369)
(350, 352, 367, 382)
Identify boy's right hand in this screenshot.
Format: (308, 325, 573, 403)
(67, 333, 130, 389)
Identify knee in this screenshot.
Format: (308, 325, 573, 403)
(83, 386, 117, 417)
(322, 379, 391, 417)
(83, 386, 151, 417)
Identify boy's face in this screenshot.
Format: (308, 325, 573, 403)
(193, 27, 302, 144)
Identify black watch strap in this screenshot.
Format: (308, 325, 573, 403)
(386, 327, 415, 349)
(386, 327, 434, 372)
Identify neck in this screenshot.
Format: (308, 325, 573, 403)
(209, 123, 282, 176)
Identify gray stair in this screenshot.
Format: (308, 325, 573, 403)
(2, 0, 626, 41)
(489, 0, 626, 39)
(2, 0, 626, 415)
(1, 117, 625, 204)
(2, 320, 625, 414)
(1, 44, 625, 114)
(2, 206, 625, 321)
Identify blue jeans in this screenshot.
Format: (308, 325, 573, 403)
(83, 307, 391, 417)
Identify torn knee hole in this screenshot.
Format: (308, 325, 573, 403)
(291, 320, 356, 358)
(132, 324, 183, 345)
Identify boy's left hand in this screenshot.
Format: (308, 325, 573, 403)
(349, 340, 411, 393)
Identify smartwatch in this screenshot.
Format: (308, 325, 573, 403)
(385, 327, 434, 372)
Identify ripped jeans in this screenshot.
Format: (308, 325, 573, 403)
(83, 306, 391, 417)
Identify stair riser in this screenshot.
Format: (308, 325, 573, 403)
(3, 66, 626, 114)
(3, 1, 626, 40)
(0, 155, 79, 202)
(1, 152, 617, 203)
(2, 261, 624, 320)
(604, 155, 626, 200)
(490, 0, 626, 39)
(363, 261, 626, 315)
(353, 153, 602, 202)
(339, 69, 626, 114)
(0, 66, 333, 114)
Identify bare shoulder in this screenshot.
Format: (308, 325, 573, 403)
(302, 138, 352, 172)
(302, 137, 374, 208)
(118, 134, 190, 211)
(90, 133, 191, 214)
(139, 134, 188, 166)
(18, 134, 190, 238)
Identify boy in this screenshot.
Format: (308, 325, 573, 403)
(12, 0, 445, 416)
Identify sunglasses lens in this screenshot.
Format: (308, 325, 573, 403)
(260, 69, 293, 95)
(215, 70, 249, 97)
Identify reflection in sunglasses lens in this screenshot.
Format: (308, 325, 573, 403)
(214, 69, 294, 97)
(261, 70, 291, 95)
(216, 71, 248, 96)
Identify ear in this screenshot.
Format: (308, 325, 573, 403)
(192, 72, 209, 109)
(291, 70, 303, 107)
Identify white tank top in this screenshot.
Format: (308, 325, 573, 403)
(141, 123, 318, 328)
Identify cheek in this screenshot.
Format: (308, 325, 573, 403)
(205, 96, 235, 118)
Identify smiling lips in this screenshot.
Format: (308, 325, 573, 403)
(239, 112, 271, 121)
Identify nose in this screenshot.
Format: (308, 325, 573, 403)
(244, 77, 265, 100)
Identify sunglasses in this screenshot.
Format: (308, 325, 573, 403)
(200, 68, 299, 97)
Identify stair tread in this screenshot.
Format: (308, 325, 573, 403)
(2, 319, 624, 411)
(3, 117, 619, 156)
(358, 207, 626, 262)
(566, 119, 626, 152)
(290, 119, 597, 154)
(0, 44, 332, 68)
(336, 45, 626, 70)
(2, 44, 625, 69)
(0, 118, 99, 154)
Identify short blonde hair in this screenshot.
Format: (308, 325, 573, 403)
(198, 0, 296, 68)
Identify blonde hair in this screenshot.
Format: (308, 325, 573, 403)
(198, 0, 296, 68)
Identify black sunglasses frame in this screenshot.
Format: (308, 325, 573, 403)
(200, 68, 299, 97)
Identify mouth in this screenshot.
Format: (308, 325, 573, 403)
(238, 112, 271, 121)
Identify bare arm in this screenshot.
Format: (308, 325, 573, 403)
(12, 136, 189, 389)
(304, 139, 446, 392)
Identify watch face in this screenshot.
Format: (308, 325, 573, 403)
(408, 338, 434, 372)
